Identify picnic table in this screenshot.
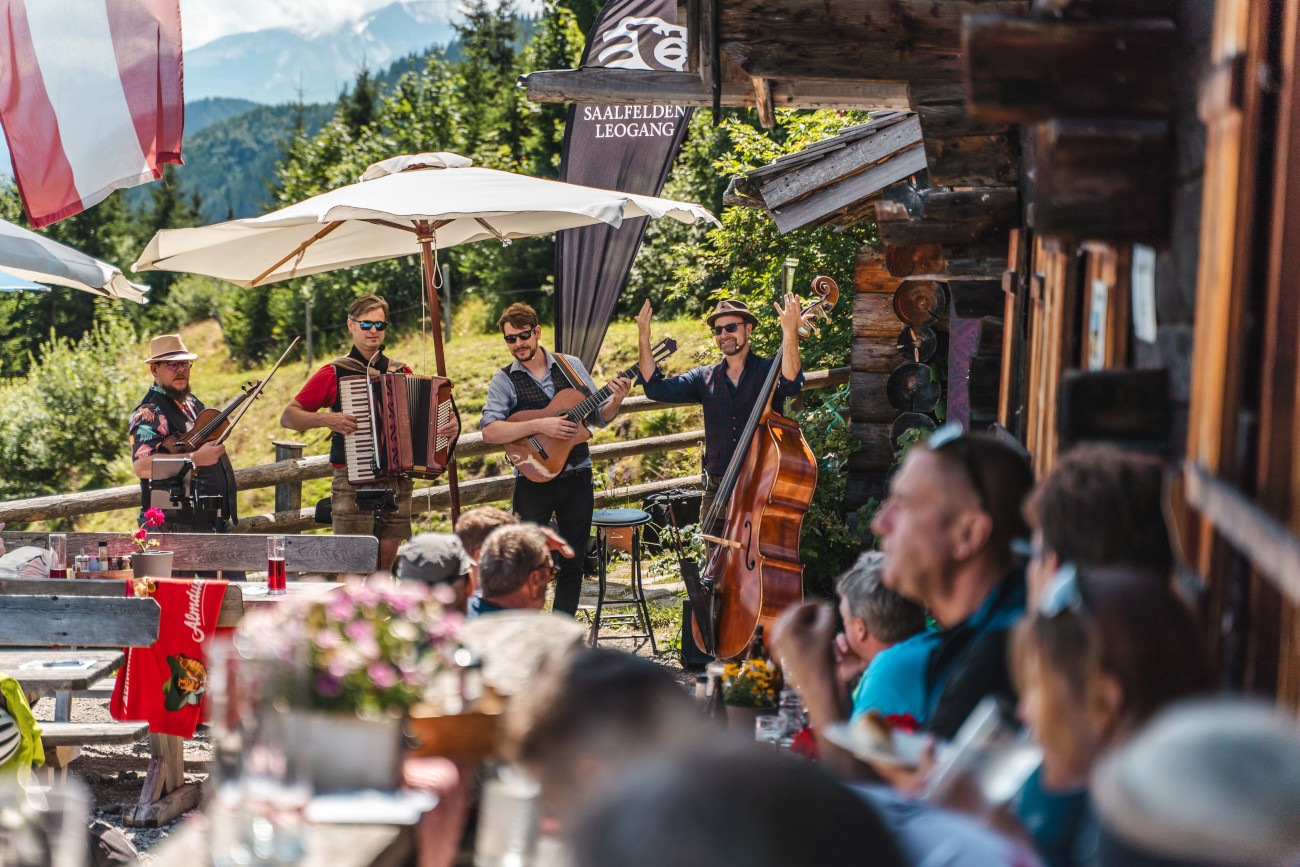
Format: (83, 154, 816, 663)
(1, 649, 123, 700)
(138, 814, 414, 867)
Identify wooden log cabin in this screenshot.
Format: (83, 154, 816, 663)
(522, 0, 1300, 708)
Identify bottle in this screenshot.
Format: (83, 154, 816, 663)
(776, 687, 806, 753)
(98, 541, 109, 572)
(703, 661, 727, 724)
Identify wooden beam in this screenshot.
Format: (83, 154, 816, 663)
(0, 533, 378, 574)
(520, 69, 911, 110)
(1031, 118, 1171, 242)
(0, 596, 160, 647)
(772, 143, 928, 233)
(908, 80, 1021, 187)
(964, 15, 1177, 122)
(0, 578, 246, 628)
(717, 0, 1031, 83)
(886, 244, 945, 277)
(752, 77, 775, 127)
(758, 115, 923, 209)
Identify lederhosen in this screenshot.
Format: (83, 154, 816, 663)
(134, 389, 238, 533)
(504, 354, 592, 473)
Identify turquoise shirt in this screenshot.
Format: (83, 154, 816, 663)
(851, 631, 936, 724)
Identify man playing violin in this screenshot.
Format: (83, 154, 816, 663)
(281, 294, 460, 572)
(129, 334, 238, 532)
(635, 297, 807, 533)
(480, 302, 632, 616)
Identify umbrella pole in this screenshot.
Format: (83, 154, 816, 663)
(420, 236, 459, 524)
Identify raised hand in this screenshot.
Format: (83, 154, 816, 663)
(774, 292, 803, 337)
(635, 299, 654, 337)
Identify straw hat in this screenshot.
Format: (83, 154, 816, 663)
(706, 299, 759, 328)
(145, 334, 198, 363)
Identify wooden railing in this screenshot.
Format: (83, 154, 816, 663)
(0, 368, 848, 531)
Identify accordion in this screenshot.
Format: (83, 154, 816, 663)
(339, 373, 455, 485)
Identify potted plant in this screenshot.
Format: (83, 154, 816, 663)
(130, 508, 172, 578)
(236, 575, 462, 792)
(722, 658, 778, 730)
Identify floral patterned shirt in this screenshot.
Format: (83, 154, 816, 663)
(129, 384, 205, 461)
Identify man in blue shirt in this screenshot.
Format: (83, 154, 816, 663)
(634, 296, 807, 531)
(480, 303, 631, 615)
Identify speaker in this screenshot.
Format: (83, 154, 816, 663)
(679, 600, 713, 671)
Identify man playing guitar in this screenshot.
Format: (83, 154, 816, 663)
(480, 303, 632, 616)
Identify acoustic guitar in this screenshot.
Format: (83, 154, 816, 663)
(503, 338, 677, 482)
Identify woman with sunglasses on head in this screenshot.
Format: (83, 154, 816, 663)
(282, 294, 461, 571)
(1008, 563, 1210, 867)
(634, 295, 807, 533)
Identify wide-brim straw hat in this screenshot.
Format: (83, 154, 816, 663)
(706, 299, 759, 328)
(145, 334, 198, 363)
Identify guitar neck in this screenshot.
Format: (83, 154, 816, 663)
(564, 360, 639, 422)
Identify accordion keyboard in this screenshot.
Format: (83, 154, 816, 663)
(340, 376, 378, 483)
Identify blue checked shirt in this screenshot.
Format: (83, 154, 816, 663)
(638, 352, 803, 476)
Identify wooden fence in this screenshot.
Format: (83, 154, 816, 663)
(0, 368, 848, 532)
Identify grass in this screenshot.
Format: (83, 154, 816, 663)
(76, 307, 715, 533)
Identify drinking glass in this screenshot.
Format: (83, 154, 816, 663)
(923, 696, 1043, 814)
(47, 533, 67, 579)
(755, 715, 784, 752)
(267, 535, 287, 595)
(474, 765, 541, 867)
(0, 777, 90, 867)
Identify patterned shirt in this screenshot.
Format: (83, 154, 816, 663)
(129, 384, 204, 461)
(638, 352, 803, 476)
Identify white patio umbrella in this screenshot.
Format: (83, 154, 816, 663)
(134, 152, 719, 517)
(0, 217, 146, 302)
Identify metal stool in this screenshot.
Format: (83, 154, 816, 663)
(589, 508, 657, 653)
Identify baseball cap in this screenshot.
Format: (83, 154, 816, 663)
(398, 533, 472, 585)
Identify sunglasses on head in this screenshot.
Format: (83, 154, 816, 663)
(504, 327, 536, 344)
(927, 422, 992, 514)
(1039, 563, 1089, 618)
(350, 318, 387, 331)
(712, 322, 744, 336)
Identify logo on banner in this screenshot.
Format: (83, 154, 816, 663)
(598, 16, 688, 71)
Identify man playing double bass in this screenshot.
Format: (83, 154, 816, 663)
(129, 334, 238, 533)
(635, 296, 808, 533)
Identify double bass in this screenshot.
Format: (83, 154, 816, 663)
(689, 276, 840, 659)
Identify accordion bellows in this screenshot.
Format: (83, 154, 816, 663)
(340, 373, 454, 484)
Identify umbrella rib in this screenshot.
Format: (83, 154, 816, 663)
(252, 221, 344, 286)
(362, 218, 419, 234)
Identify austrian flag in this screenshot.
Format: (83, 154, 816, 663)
(0, 0, 183, 228)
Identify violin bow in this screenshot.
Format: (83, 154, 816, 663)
(215, 336, 302, 445)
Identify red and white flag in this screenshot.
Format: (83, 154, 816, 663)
(0, 0, 183, 228)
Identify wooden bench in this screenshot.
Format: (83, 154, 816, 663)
(0, 531, 380, 575)
(0, 595, 162, 781)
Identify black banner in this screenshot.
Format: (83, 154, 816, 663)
(554, 0, 693, 367)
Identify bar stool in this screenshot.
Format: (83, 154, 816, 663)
(589, 508, 657, 653)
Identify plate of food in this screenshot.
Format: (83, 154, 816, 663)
(824, 710, 931, 769)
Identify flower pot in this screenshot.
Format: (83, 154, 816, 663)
(725, 703, 775, 733)
(131, 550, 174, 579)
(289, 710, 404, 793)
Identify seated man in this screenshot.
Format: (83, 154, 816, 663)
(834, 551, 928, 723)
(774, 424, 1034, 774)
(453, 505, 518, 597)
(470, 523, 556, 617)
(396, 533, 473, 613)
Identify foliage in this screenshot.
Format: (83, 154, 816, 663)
(0, 318, 141, 501)
(723, 658, 778, 708)
(238, 575, 462, 715)
(791, 384, 876, 597)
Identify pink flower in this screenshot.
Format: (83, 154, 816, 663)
(327, 598, 354, 621)
(344, 619, 372, 642)
(133, 528, 148, 541)
(367, 662, 397, 689)
(143, 508, 166, 528)
(313, 628, 341, 650)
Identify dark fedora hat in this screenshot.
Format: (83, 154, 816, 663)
(706, 299, 759, 328)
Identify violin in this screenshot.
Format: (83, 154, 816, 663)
(690, 277, 840, 659)
(159, 337, 301, 455)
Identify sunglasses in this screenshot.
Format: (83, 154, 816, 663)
(535, 561, 560, 578)
(161, 361, 192, 371)
(928, 422, 992, 514)
(712, 323, 744, 336)
(350, 319, 387, 331)
(504, 327, 536, 344)
(1039, 563, 1088, 618)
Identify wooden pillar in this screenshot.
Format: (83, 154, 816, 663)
(272, 441, 305, 513)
